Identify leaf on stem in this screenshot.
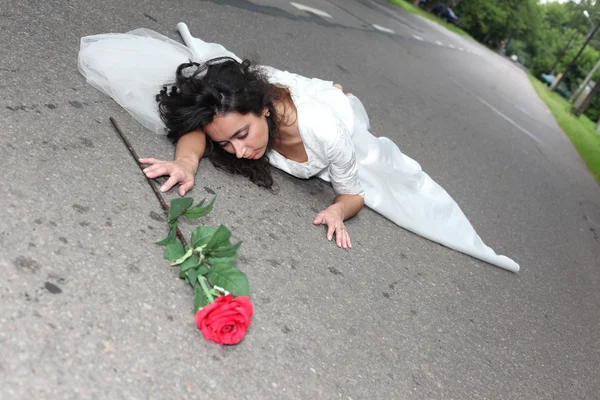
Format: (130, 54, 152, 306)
(205, 225, 232, 251)
(180, 255, 201, 273)
(191, 226, 219, 249)
(206, 263, 250, 297)
(185, 267, 199, 284)
(168, 197, 194, 224)
(182, 264, 210, 282)
(205, 254, 239, 265)
(207, 242, 241, 259)
(156, 226, 177, 246)
(183, 197, 216, 220)
(164, 240, 186, 262)
(172, 247, 193, 265)
(194, 286, 210, 312)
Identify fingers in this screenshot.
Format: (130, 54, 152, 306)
(160, 175, 179, 192)
(333, 83, 353, 99)
(313, 213, 324, 225)
(313, 211, 352, 249)
(179, 181, 194, 196)
(143, 163, 170, 178)
(335, 226, 352, 249)
(326, 224, 335, 241)
(140, 158, 195, 195)
(336, 227, 346, 248)
(139, 157, 162, 165)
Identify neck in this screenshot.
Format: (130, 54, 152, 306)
(270, 88, 307, 163)
(272, 88, 297, 140)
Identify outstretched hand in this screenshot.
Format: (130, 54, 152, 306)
(313, 205, 352, 249)
(140, 157, 197, 196)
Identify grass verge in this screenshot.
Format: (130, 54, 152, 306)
(528, 73, 600, 184)
(387, 0, 471, 37)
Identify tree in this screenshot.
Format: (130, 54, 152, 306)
(419, 0, 600, 120)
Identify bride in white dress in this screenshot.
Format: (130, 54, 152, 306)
(78, 23, 520, 272)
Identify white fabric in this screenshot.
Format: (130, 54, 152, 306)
(265, 75, 365, 197)
(77, 23, 520, 272)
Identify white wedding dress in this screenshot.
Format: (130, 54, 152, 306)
(78, 23, 519, 272)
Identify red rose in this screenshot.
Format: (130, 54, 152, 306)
(195, 294, 253, 345)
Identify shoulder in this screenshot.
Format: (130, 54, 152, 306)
(295, 84, 355, 137)
(265, 66, 355, 133)
(295, 101, 350, 155)
(295, 100, 357, 167)
(296, 101, 339, 131)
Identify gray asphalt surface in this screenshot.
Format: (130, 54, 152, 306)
(2, 0, 600, 398)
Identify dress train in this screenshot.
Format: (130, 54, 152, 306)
(77, 23, 519, 272)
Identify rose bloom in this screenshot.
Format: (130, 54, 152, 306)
(195, 294, 253, 345)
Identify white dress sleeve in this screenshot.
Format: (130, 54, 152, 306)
(298, 102, 366, 198)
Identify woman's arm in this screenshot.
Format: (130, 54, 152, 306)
(333, 194, 364, 221)
(313, 193, 364, 249)
(301, 96, 365, 249)
(174, 130, 207, 168)
(140, 130, 207, 196)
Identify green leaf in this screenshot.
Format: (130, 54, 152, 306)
(191, 226, 219, 249)
(206, 242, 242, 258)
(197, 265, 210, 276)
(185, 267, 200, 286)
(156, 226, 176, 246)
(205, 254, 239, 265)
(164, 240, 185, 262)
(206, 263, 250, 297)
(180, 255, 201, 273)
(168, 197, 194, 224)
(172, 247, 193, 265)
(183, 197, 216, 220)
(182, 261, 206, 284)
(205, 225, 232, 250)
(194, 286, 210, 312)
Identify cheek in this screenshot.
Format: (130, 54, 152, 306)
(258, 121, 270, 145)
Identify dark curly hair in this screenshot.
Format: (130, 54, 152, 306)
(156, 57, 280, 189)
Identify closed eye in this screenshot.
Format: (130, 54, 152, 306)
(217, 129, 249, 147)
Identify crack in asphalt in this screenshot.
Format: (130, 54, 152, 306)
(580, 201, 600, 243)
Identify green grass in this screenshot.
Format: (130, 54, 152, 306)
(528, 74, 600, 184)
(387, 0, 471, 37)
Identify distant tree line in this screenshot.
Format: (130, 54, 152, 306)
(418, 0, 600, 120)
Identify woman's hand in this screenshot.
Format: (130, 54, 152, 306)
(140, 156, 198, 196)
(333, 83, 353, 97)
(313, 204, 352, 249)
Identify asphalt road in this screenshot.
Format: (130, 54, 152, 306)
(1, 0, 599, 398)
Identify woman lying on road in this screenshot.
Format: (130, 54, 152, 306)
(78, 23, 519, 271)
(143, 59, 362, 249)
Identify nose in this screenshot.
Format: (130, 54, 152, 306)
(231, 140, 246, 159)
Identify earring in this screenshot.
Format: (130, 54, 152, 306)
(265, 110, 271, 118)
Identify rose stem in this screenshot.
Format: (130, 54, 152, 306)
(109, 117, 188, 247)
(199, 276, 215, 303)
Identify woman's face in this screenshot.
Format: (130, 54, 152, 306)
(204, 110, 270, 160)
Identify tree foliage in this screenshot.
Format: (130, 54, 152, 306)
(451, 0, 600, 120)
